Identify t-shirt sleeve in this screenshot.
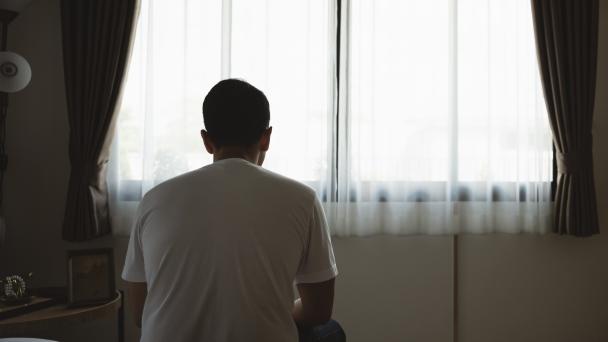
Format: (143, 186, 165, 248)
(295, 196, 338, 284)
(122, 204, 147, 283)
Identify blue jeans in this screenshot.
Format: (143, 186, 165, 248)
(298, 320, 346, 342)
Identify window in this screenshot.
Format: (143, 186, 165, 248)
(230, 0, 332, 184)
(111, 0, 553, 236)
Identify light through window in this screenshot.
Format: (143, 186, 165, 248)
(111, 0, 553, 235)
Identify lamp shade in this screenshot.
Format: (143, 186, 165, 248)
(0, 51, 31, 93)
(0, 0, 32, 13)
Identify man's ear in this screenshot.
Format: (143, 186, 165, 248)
(259, 127, 272, 152)
(201, 130, 215, 154)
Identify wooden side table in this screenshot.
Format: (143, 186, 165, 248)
(0, 291, 124, 342)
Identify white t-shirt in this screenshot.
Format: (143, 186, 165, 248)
(122, 158, 338, 342)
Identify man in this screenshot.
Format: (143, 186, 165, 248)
(122, 79, 342, 342)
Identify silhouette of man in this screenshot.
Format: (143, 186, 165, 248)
(123, 79, 343, 342)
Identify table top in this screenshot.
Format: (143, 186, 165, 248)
(0, 292, 121, 336)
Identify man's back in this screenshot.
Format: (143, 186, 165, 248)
(122, 158, 337, 342)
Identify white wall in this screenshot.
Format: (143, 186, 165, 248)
(332, 236, 454, 341)
(2, 1, 607, 342)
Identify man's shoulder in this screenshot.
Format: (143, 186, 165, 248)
(255, 167, 317, 199)
(139, 167, 210, 204)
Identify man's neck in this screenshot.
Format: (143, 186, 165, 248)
(213, 148, 259, 165)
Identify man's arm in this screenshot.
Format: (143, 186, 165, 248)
(126, 281, 147, 328)
(292, 278, 335, 328)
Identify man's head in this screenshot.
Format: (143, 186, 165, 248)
(202, 79, 271, 165)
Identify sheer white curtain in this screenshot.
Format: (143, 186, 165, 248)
(109, 0, 334, 235)
(110, 0, 552, 236)
(334, 0, 552, 235)
(110, 0, 220, 233)
(230, 0, 333, 190)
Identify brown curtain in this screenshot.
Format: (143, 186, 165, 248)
(531, 0, 600, 236)
(61, 0, 137, 241)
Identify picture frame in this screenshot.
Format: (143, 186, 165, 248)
(67, 248, 116, 307)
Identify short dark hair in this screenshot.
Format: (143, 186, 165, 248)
(202, 79, 270, 148)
